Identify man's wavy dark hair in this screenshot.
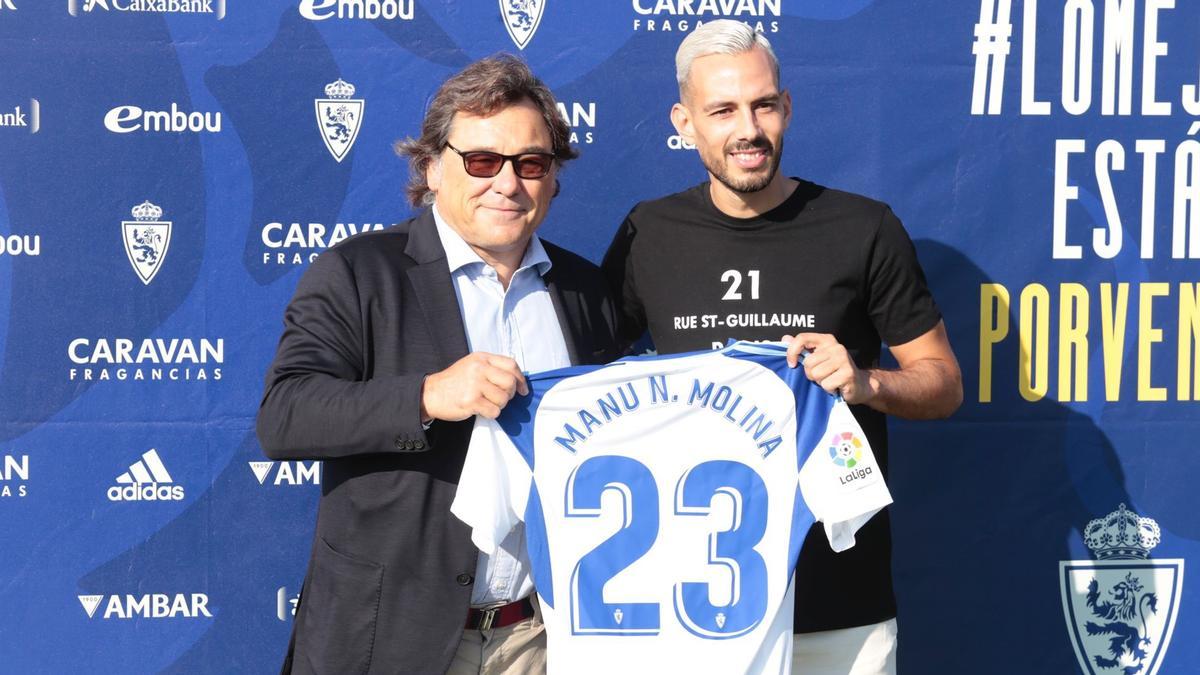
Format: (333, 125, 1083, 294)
(394, 54, 578, 207)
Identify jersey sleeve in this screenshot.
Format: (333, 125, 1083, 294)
(450, 416, 533, 555)
(796, 400, 893, 552)
(865, 207, 942, 346)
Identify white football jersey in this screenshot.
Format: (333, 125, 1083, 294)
(451, 342, 892, 674)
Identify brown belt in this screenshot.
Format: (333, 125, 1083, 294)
(465, 597, 536, 630)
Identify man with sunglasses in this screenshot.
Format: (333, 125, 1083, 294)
(258, 55, 620, 675)
(602, 21, 962, 675)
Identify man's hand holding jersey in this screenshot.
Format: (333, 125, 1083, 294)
(420, 352, 530, 422)
(783, 323, 962, 420)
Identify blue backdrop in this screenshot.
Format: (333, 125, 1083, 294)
(0, 1, 1195, 673)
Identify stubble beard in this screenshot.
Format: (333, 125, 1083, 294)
(701, 135, 784, 195)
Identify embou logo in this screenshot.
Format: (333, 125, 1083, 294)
(298, 0, 412, 20)
(1060, 504, 1184, 675)
(248, 461, 321, 486)
(104, 104, 221, 134)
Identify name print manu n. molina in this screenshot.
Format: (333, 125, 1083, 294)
(553, 374, 783, 456)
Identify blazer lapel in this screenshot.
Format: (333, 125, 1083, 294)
(404, 211, 470, 369)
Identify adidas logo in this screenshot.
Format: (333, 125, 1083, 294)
(78, 593, 212, 619)
(249, 460, 321, 486)
(106, 449, 185, 501)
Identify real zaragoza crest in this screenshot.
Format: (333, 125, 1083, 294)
(499, 0, 543, 50)
(121, 200, 171, 285)
(1060, 504, 1184, 675)
(314, 78, 363, 163)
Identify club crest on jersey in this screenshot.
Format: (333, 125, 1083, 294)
(122, 201, 171, 285)
(500, 0, 543, 50)
(315, 79, 363, 163)
(1060, 504, 1184, 675)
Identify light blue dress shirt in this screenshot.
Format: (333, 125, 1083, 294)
(432, 207, 572, 607)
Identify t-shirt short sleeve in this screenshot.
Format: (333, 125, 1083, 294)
(865, 207, 942, 347)
(797, 400, 893, 552)
(450, 416, 533, 555)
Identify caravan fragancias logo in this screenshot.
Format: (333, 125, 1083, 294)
(500, 0, 543, 50)
(122, 201, 171, 285)
(315, 79, 363, 163)
(1060, 504, 1184, 675)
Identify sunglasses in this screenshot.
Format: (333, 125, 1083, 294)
(445, 143, 556, 179)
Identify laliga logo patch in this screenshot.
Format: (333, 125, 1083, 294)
(1060, 504, 1184, 675)
(500, 0, 543, 50)
(315, 79, 363, 163)
(121, 201, 171, 285)
(828, 431, 863, 468)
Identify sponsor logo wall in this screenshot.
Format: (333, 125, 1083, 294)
(0, 2, 1195, 673)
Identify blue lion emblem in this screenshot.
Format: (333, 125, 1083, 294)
(323, 104, 356, 144)
(503, 0, 538, 30)
(129, 227, 163, 265)
(1085, 573, 1159, 675)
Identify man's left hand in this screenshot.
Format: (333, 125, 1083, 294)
(783, 333, 877, 404)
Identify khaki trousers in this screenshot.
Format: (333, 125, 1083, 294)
(446, 604, 546, 675)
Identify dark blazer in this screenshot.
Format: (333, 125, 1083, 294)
(257, 210, 621, 675)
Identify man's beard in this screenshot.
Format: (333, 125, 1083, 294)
(701, 135, 783, 194)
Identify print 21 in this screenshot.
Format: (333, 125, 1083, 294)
(565, 456, 768, 638)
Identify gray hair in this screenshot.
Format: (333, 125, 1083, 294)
(675, 20, 780, 99)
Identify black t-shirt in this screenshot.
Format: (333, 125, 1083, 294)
(601, 179, 941, 632)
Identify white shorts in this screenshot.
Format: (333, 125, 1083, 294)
(791, 618, 898, 675)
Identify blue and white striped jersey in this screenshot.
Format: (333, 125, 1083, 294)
(452, 342, 892, 674)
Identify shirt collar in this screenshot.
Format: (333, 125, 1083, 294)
(431, 205, 552, 277)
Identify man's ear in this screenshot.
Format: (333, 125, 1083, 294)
(426, 155, 443, 193)
(781, 89, 793, 128)
(670, 102, 694, 143)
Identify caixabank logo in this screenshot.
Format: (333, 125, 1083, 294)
(248, 460, 321, 486)
(1, 453, 29, 498)
(1060, 504, 1184, 675)
(106, 448, 185, 501)
(67, 0, 226, 19)
(629, 0, 780, 34)
(298, 0, 412, 21)
(78, 593, 212, 619)
(1, 98, 40, 134)
(260, 221, 388, 266)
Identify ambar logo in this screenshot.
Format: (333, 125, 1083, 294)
(249, 461, 321, 486)
(78, 593, 212, 619)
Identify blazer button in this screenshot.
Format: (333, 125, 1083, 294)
(394, 437, 405, 449)
(403, 440, 415, 450)
(414, 440, 425, 450)
(456, 573, 473, 586)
